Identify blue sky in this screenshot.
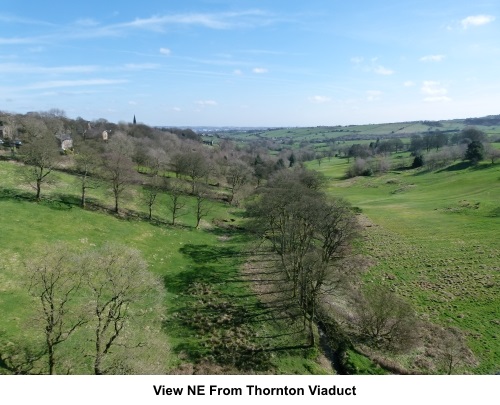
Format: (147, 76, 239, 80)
(1, 0, 499, 126)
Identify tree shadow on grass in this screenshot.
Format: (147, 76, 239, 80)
(0, 187, 34, 202)
(436, 161, 472, 172)
(205, 222, 253, 243)
(179, 243, 243, 264)
(487, 206, 500, 218)
(164, 242, 313, 371)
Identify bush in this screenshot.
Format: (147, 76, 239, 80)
(354, 285, 420, 353)
(346, 158, 372, 178)
(411, 155, 424, 168)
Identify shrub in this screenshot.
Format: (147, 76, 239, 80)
(411, 155, 424, 168)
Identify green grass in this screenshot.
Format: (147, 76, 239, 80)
(0, 160, 330, 374)
(306, 156, 500, 374)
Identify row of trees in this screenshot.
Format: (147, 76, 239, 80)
(3, 111, 297, 214)
(344, 128, 499, 177)
(248, 168, 360, 345)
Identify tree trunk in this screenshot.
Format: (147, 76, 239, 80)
(47, 341, 55, 375)
(81, 185, 86, 208)
(36, 179, 42, 201)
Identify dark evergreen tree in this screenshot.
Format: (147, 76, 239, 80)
(411, 154, 424, 168)
(464, 141, 484, 165)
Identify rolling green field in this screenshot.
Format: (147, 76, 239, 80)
(224, 118, 500, 144)
(0, 160, 328, 374)
(306, 156, 500, 373)
(1, 145, 499, 374)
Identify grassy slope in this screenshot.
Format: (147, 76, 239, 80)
(0, 160, 328, 374)
(306, 156, 500, 373)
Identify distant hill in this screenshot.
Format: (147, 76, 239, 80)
(214, 114, 500, 142)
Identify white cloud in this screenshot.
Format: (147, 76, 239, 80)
(421, 81, 451, 102)
(28, 79, 127, 90)
(374, 65, 394, 75)
(350, 56, 364, 64)
(75, 18, 99, 27)
(173, 107, 181, 112)
(404, 81, 416, 87)
(461, 15, 495, 29)
(159, 47, 171, 56)
(424, 96, 451, 102)
(366, 90, 382, 101)
(128, 101, 137, 105)
(233, 69, 243, 75)
(252, 67, 268, 74)
(0, 63, 98, 74)
(421, 81, 447, 96)
(308, 95, 331, 104)
(0, 36, 43, 45)
(196, 100, 218, 106)
(122, 63, 159, 71)
(117, 10, 270, 32)
(420, 54, 445, 62)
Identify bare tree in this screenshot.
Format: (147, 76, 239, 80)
(142, 149, 166, 220)
(184, 150, 209, 193)
(165, 180, 186, 225)
(354, 285, 419, 353)
(21, 132, 60, 201)
(101, 134, 136, 213)
(169, 152, 188, 179)
(195, 189, 211, 229)
(433, 326, 476, 375)
(74, 142, 100, 208)
(81, 244, 164, 375)
(226, 161, 252, 205)
(485, 143, 500, 164)
(24, 245, 86, 374)
(248, 169, 359, 345)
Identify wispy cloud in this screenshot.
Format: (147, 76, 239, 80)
(366, 90, 382, 101)
(374, 65, 394, 75)
(461, 15, 495, 29)
(159, 48, 171, 56)
(0, 14, 55, 27)
(0, 36, 44, 45)
(0, 63, 99, 74)
(352, 57, 394, 75)
(308, 95, 331, 104)
(404, 81, 416, 87)
(115, 10, 271, 32)
(27, 79, 128, 90)
(252, 67, 268, 74)
(0, 10, 276, 46)
(420, 54, 445, 62)
(421, 81, 451, 102)
(121, 63, 159, 71)
(195, 100, 218, 106)
(0, 62, 158, 74)
(74, 18, 100, 27)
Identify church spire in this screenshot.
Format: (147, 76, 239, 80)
(133, 115, 136, 125)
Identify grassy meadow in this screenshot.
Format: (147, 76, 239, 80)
(1, 138, 499, 374)
(0, 159, 329, 374)
(306, 154, 500, 373)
